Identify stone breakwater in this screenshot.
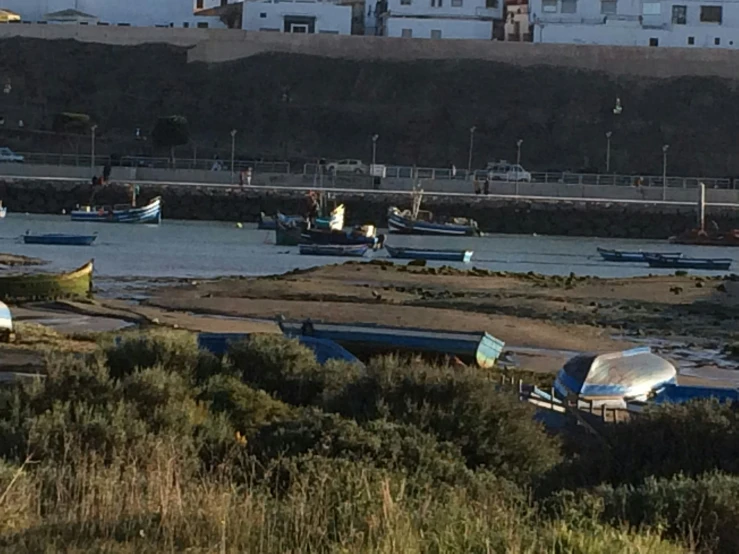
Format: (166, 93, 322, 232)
(2, 178, 737, 239)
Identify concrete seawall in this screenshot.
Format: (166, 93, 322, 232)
(1, 177, 736, 239)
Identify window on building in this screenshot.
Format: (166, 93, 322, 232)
(401, 0, 411, 5)
(672, 5, 687, 24)
(452, 0, 462, 6)
(542, 0, 557, 13)
(431, 29, 442, 38)
(700, 6, 722, 23)
(401, 28, 412, 37)
(642, 2, 660, 15)
(183, 22, 189, 27)
(561, 0, 577, 14)
(260, 12, 267, 17)
(601, 0, 617, 15)
(196, 0, 204, 8)
(649, 37, 658, 46)
(197, 22, 209, 28)
(486, 0, 497, 8)
(688, 36, 694, 44)
(221, 0, 228, 6)
(715, 37, 721, 45)
(118, 23, 131, 26)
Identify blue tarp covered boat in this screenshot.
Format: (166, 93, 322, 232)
(22, 233, 97, 246)
(279, 319, 505, 368)
(71, 196, 161, 224)
(259, 212, 303, 230)
(299, 243, 369, 257)
(388, 207, 480, 236)
(386, 245, 473, 263)
(197, 332, 362, 366)
(644, 254, 732, 271)
(597, 247, 681, 263)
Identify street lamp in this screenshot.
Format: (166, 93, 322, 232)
(371, 134, 379, 168)
(230, 129, 237, 183)
(516, 138, 523, 166)
(662, 144, 669, 201)
(90, 124, 98, 175)
(467, 126, 476, 176)
(605, 131, 612, 173)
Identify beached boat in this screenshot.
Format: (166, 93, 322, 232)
(0, 259, 93, 301)
(259, 212, 303, 230)
(278, 319, 505, 368)
(299, 243, 369, 257)
(386, 245, 473, 263)
(388, 207, 480, 236)
(644, 254, 732, 271)
(71, 196, 161, 224)
(669, 228, 739, 247)
(597, 247, 681, 263)
(22, 232, 97, 246)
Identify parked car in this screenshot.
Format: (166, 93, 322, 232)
(0, 147, 24, 163)
(486, 161, 531, 182)
(326, 159, 368, 175)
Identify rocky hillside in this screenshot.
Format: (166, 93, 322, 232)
(1, 38, 737, 176)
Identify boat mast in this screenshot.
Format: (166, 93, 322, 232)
(698, 182, 705, 232)
(411, 167, 423, 220)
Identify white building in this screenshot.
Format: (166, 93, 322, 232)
(376, 0, 503, 39)
(243, 0, 351, 34)
(530, 0, 739, 49)
(504, 0, 530, 41)
(0, 0, 225, 28)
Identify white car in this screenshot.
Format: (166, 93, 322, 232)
(0, 147, 23, 163)
(326, 159, 368, 175)
(486, 162, 531, 182)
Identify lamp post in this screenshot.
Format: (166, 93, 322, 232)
(90, 124, 97, 175)
(516, 138, 523, 166)
(662, 144, 669, 201)
(371, 134, 379, 167)
(467, 126, 476, 177)
(230, 129, 237, 183)
(605, 131, 612, 173)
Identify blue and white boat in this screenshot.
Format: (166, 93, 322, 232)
(259, 212, 303, 230)
(644, 254, 732, 271)
(387, 207, 480, 236)
(71, 196, 161, 224)
(386, 245, 473, 263)
(22, 232, 97, 246)
(597, 248, 681, 263)
(299, 243, 369, 257)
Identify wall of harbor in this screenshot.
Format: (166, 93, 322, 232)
(1, 177, 736, 239)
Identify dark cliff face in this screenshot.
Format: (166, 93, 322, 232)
(1, 38, 737, 176)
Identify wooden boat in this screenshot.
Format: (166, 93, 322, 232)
(643, 254, 732, 271)
(597, 247, 681, 263)
(197, 332, 362, 366)
(22, 232, 97, 246)
(71, 196, 161, 224)
(299, 243, 369, 257)
(386, 245, 473, 263)
(0, 259, 93, 301)
(669, 228, 739, 247)
(388, 207, 480, 236)
(279, 319, 505, 368)
(259, 212, 303, 230)
(301, 225, 385, 250)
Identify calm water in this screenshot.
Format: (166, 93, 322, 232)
(1, 214, 737, 280)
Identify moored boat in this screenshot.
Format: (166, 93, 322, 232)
(388, 207, 480, 236)
(298, 243, 369, 257)
(259, 212, 303, 230)
(597, 247, 682, 263)
(279, 319, 505, 368)
(643, 254, 732, 271)
(0, 259, 93, 301)
(71, 196, 161, 224)
(22, 232, 97, 246)
(301, 225, 385, 250)
(669, 228, 739, 247)
(386, 245, 473, 263)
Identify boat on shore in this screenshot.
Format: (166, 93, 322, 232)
(644, 254, 732, 271)
(259, 212, 303, 231)
(299, 243, 369, 257)
(71, 196, 161, 224)
(597, 247, 681, 263)
(0, 259, 93, 301)
(279, 319, 505, 368)
(386, 245, 473, 263)
(669, 228, 739, 247)
(22, 232, 97, 246)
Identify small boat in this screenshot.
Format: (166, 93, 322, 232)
(71, 196, 161, 224)
(597, 247, 681, 263)
(386, 245, 473, 263)
(278, 319, 505, 368)
(643, 254, 732, 271)
(669, 228, 739, 247)
(0, 259, 93, 301)
(301, 225, 385, 250)
(259, 212, 303, 230)
(299, 243, 369, 257)
(388, 207, 480, 236)
(22, 232, 97, 246)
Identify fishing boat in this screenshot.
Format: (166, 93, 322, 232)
(71, 196, 161, 224)
(259, 212, 303, 230)
(22, 232, 97, 246)
(669, 228, 739, 247)
(643, 254, 732, 271)
(299, 243, 369, 257)
(301, 224, 385, 249)
(279, 319, 505, 368)
(387, 187, 479, 236)
(0, 259, 93, 301)
(597, 247, 681, 263)
(386, 245, 473, 263)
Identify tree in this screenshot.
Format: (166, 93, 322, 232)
(151, 115, 189, 165)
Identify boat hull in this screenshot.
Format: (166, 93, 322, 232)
(299, 244, 368, 257)
(23, 234, 97, 246)
(386, 245, 473, 262)
(276, 225, 302, 246)
(71, 197, 161, 224)
(301, 229, 384, 249)
(388, 211, 479, 236)
(0, 260, 93, 301)
(597, 248, 681, 263)
(644, 254, 732, 271)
